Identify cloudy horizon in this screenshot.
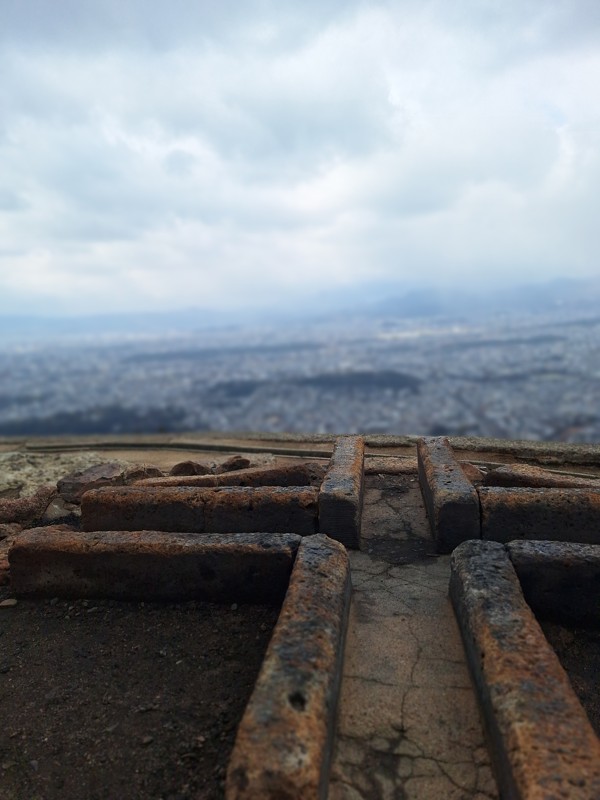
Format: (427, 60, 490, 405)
(1, 0, 599, 315)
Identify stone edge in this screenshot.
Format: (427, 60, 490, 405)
(450, 539, 600, 800)
(226, 534, 352, 800)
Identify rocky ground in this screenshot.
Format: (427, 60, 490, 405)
(0, 591, 279, 800)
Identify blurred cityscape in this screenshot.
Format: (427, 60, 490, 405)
(0, 308, 599, 443)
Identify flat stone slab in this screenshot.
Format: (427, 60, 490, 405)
(81, 485, 319, 535)
(417, 437, 480, 553)
(507, 539, 600, 627)
(483, 463, 600, 490)
(318, 436, 364, 549)
(450, 539, 600, 800)
(9, 528, 301, 603)
(226, 534, 351, 800)
(479, 486, 600, 544)
(136, 461, 326, 489)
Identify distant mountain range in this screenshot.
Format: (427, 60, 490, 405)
(1, 276, 598, 341)
(367, 277, 600, 319)
(0, 308, 243, 341)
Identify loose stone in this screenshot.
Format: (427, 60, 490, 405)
(169, 460, 211, 476)
(215, 455, 251, 473)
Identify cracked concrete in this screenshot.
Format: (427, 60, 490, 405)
(329, 473, 498, 800)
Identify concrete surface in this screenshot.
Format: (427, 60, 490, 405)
(329, 471, 498, 800)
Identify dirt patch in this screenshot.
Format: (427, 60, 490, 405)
(0, 590, 279, 800)
(540, 620, 600, 737)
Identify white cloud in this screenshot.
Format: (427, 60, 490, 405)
(1, 0, 600, 314)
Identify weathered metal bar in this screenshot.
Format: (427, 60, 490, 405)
(318, 436, 364, 549)
(81, 485, 319, 535)
(483, 463, 600, 490)
(9, 527, 300, 603)
(136, 461, 326, 489)
(417, 437, 480, 553)
(479, 486, 600, 544)
(450, 539, 600, 800)
(226, 534, 351, 800)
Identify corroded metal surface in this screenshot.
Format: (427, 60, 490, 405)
(364, 456, 418, 474)
(507, 540, 600, 627)
(450, 539, 600, 800)
(136, 461, 326, 489)
(318, 436, 365, 549)
(226, 534, 351, 800)
(483, 463, 600, 490)
(81, 485, 319, 534)
(479, 486, 600, 544)
(9, 527, 300, 603)
(417, 437, 480, 553)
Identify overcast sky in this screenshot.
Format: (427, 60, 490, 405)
(1, 0, 599, 315)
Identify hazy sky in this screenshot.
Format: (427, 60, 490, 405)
(1, 0, 599, 314)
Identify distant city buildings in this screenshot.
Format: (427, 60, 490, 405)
(1, 311, 599, 443)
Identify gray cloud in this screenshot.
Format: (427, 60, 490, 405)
(0, 0, 360, 51)
(0, 0, 599, 314)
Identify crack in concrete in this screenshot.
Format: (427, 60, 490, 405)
(330, 473, 498, 799)
(331, 727, 497, 800)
